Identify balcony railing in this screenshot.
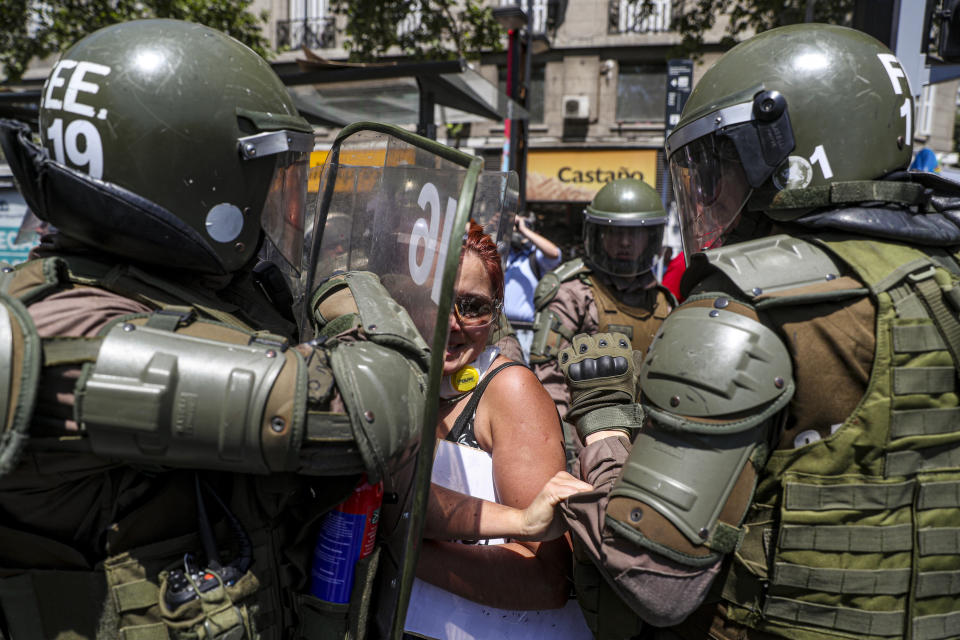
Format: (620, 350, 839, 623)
(276, 17, 336, 50)
(608, 0, 671, 34)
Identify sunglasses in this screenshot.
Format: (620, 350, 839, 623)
(452, 294, 502, 329)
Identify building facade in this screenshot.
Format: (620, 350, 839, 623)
(258, 0, 958, 258)
(8, 2, 958, 258)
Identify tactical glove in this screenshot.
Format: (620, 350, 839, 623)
(559, 332, 639, 441)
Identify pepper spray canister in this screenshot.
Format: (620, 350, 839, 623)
(309, 476, 383, 603)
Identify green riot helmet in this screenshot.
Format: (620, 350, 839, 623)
(4, 19, 314, 274)
(666, 24, 914, 261)
(582, 178, 667, 277)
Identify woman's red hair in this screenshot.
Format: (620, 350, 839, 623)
(463, 220, 504, 303)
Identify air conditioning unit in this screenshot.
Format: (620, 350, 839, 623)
(562, 95, 589, 120)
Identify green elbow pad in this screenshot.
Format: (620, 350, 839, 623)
(605, 304, 794, 567)
(0, 292, 41, 476)
(328, 340, 426, 483)
(77, 321, 305, 474)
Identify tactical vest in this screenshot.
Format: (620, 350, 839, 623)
(530, 258, 674, 364)
(591, 277, 672, 355)
(0, 256, 364, 640)
(699, 235, 960, 640)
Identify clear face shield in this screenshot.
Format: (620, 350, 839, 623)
(666, 90, 794, 262)
(669, 135, 752, 261)
(583, 218, 665, 277)
(239, 129, 315, 273)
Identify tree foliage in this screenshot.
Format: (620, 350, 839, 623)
(330, 0, 504, 62)
(0, 0, 270, 83)
(667, 0, 855, 56)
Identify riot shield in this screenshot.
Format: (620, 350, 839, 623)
(302, 122, 518, 639)
(473, 170, 520, 265)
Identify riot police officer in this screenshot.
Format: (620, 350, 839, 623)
(560, 23, 960, 640)
(530, 178, 674, 416)
(0, 19, 433, 639)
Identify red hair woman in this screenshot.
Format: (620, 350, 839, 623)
(415, 221, 577, 611)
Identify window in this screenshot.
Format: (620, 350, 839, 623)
(612, 0, 671, 34)
(499, 0, 549, 33)
(917, 83, 936, 137)
(279, 0, 333, 49)
(498, 64, 545, 123)
(290, 0, 327, 22)
(616, 64, 665, 122)
(397, 5, 422, 37)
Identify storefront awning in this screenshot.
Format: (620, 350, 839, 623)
(276, 56, 527, 131)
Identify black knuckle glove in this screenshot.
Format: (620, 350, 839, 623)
(560, 332, 637, 440)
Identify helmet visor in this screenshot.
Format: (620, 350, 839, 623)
(239, 129, 314, 274)
(583, 220, 664, 277)
(669, 134, 752, 262)
(260, 148, 310, 273)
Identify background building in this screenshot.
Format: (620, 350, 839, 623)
(6, 1, 959, 261)
(255, 0, 960, 260)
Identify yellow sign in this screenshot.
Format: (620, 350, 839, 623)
(307, 148, 419, 193)
(527, 149, 659, 202)
(308, 150, 329, 193)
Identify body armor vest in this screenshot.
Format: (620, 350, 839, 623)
(703, 235, 960, 640)
(590, 277, 672, 356)
(0, 256, 353, 640)
(530, 258, 673, 363)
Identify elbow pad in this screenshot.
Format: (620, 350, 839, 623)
(309, 270, 429, 481)
(326, 339, 425, 483)
(77, 317, 305, 475)
(605, 304, 794, 567)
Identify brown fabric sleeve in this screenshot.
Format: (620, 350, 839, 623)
(494, 333, 525, 363)
(765, 293, 874, 448)
(29, 287, 153, 338)
(561, 436, 722, 627)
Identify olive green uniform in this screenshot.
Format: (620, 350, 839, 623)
(562, 234, 878, 637)
(556, 23, 960, 640)
(0, 18, 510, 640)
(0, 243, 425, 639)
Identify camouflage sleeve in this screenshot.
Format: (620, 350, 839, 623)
(532, 279, 598, 417)
(561, 437, 722, 627)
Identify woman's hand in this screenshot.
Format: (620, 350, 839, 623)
(516, 471, 593, 541)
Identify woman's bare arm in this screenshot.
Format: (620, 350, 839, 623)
(418, 361, 574, 609)
(424, 472, 591, 541)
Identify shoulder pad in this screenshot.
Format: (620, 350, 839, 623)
(0, 258, 66, 304)
(640, 304, 793, 422)
(692, 235, 842, 300)
(534, 258, 590, 309)
(0, 292, 41, 476)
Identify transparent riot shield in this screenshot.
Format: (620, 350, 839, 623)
(302, 122, 518, 639)
(473, 170, 520, 265)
